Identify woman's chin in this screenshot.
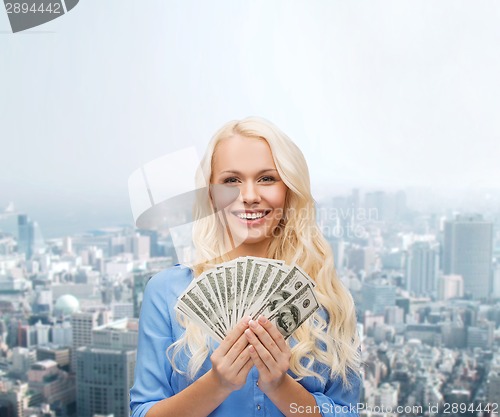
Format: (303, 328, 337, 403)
(228, 228, 272, 246)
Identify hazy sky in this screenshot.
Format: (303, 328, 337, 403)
(1, 1, 500, 235)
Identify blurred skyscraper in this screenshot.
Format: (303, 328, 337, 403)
(443, 214, 493, 299)
(362, 279, 396, 315)
(17, 214, 44, 260)
(76, 319, 138, 417)
(405, 241, 439, 297)
(17, 214, 33, 260)
(70, 312, 99, 373)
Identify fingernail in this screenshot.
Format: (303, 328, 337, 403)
(258, 315, 267, 323)
(242, 315, 251, 325)
(249, 319, 257, 329)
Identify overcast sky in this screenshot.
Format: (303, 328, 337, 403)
(1, 1, 499, 235)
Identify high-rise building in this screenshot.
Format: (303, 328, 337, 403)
(443, 214, 493, 299)
(17, 214, 44, 260)
(76, 318, 138, 417)
(70, 312, 99, 373)
(76, 348, 135, 417)
(362, 280, 396, 315)
(406, 241, 439, 297)
(17, 214, 34, 260)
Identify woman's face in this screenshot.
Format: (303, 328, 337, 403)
(210, 135, 288, 255)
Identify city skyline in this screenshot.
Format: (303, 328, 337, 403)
(1, 182, 500, 239)
(1, 183, 499, 416)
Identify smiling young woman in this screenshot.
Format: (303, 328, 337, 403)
(130, 117, 362, 417)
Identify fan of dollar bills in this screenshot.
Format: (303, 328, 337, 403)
(174, 256, 319, 342)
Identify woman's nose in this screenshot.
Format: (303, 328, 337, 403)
(239, 182, 261, 204)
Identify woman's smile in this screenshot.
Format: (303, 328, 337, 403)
(231, 209, 272, 225)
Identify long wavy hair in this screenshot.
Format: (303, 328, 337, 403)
(167, 116, 361, 388)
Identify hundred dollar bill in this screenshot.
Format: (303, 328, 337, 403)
(234, 257, 247, 323)
(252, 264, 315, 319)
(180, 285, 226, 337)
(238, 256, 284, 320)
(220, 264, 236, 329)
(240, 261, 281, 319)
(239, 261, 267, 319)
(175, 295, 224, 342)
(249, 266, 290, 318)
(246, 262, 288, 318)
(204, 270, 228, 329)
(214, 270, 228, 328)
(197, 273, 228, 332)
(237, 256, 255, 319)
(174, 301, 222, 342)
(267, 284, 319, 339)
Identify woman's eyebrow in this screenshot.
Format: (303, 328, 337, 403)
(219, 169, 278, 175)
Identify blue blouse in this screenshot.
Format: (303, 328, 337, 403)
(129, 264, 361, 417)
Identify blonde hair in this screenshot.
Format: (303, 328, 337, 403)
(166, 116, 361, 388)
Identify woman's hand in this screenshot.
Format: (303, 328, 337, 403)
(209, 316, 254, 393)
(244, 315, 292, 395)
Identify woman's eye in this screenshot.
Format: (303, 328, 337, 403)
(222, 176, 277, 184)
(223, 177, 239, 184)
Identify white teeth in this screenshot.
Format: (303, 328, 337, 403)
(237, 212, 266, 219)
